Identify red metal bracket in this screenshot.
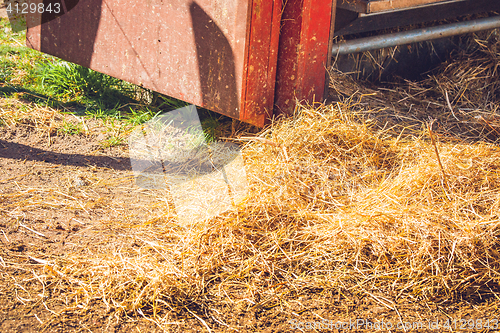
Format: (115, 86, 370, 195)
(240, 0, 283, 126)
(274, 0, 336, 117)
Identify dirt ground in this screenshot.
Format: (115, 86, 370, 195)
(0, 108, 160, 331)
(2, 10, 500, 330)
(0, 99, 499, 332)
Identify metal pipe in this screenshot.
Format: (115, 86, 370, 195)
(332, 15, 500, 55)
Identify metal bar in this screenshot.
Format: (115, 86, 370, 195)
(367, 0, 451, 14)
(332, 15, 500, 55)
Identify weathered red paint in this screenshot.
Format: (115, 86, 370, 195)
(25, 0, 337, 126)
(240, 0, 282, 126)
(274, 0, 336, 117)
(25, 0, 283, 127)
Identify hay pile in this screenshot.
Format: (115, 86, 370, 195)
(2, 32, 500, 331)
(15, 101, 500, 330)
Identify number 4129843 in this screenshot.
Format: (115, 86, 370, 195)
(6, 2, 61, 15)
(443, 319, 498, 330)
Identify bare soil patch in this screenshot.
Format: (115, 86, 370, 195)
(2, 31, 500, 333)
(0, 99, 175, 332)
(1, 99, 499, 333)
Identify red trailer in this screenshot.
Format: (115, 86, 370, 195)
(24, 0, 500, 127)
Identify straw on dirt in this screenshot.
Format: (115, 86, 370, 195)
(2, 31, 500, 332)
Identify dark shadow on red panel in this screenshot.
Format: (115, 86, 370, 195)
(189, 1, 239, 119)
(40, 0, 101, 68)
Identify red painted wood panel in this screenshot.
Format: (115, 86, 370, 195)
(25, 0, 282, 127)
(241, 0, 282, 126)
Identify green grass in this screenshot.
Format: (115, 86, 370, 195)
(36, 61, 138, 108)
(0, 19, 50, 90)
(57, 119, 84, 136)
(0, 18, 154, 121)
(101, 135, 125, 148)
(0, 17, 25, 45)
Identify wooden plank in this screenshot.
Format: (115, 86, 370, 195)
(368, 0, 453, 13)
(274, 0, 336, 116)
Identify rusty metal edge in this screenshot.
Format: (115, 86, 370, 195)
(274, 0, 336, 117)
(297, 0, 336, 102)
(240, 0, 282, 127)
